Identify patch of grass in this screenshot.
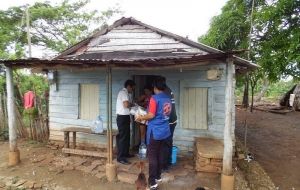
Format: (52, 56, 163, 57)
(12, 176, 19, 184)
(16, 188, 26, 190)
(236, 80, 296, 103)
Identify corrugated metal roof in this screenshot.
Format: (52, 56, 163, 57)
(0, 17, 258, 71)
(0, 53, 258, 71)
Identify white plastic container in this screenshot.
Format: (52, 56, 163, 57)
(289, 94, 295, 107)
(91, 116, 104, 134)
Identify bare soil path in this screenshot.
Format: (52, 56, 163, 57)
(236, 108, 300, 190)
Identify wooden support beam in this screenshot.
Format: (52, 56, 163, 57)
(62, 148, 107, 158)
(73, 132, 76, 148)
(6, 67, 17, 152)
(105, 64, 117, 183)
(6, 66, 20, 166)
(64, 131, 70, 156)
(107, 65, 113, 164)
(222, 58, 235, 176)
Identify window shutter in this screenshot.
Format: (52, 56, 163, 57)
(80, 84, 100, 120)
(183, 87, 208, 129)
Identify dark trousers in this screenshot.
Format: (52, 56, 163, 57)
(164, 123, 177, 168)
(148, 134, 168, 186)
(116, 115, 131, 161)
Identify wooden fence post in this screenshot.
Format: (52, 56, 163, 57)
(6, 66, 20, 166)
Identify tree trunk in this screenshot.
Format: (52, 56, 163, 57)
(3, 92, 8, 129)
(0, 93, 4, 129)
(255, 78, 269, 102)
(242, 75, 249, 108)
(250, 85, 255, 112)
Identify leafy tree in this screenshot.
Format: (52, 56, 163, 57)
(254, 0, 300, 81)
(0, 0, 120, 58)
(199, 0, 300, 106)
(199, 0, 265, 57)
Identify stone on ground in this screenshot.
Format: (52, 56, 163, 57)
(117, 172, 137, 184)
(34, 182, 43, 189)
(13, 179, 27, 187)
(91, 160, 103, 167)
(161, 172, 175, 183)
(73, 157, 88, 167)
(23, 180, 36, 189)
(183, 164, 194, 170)
(82, 164, 98, 174)
(95, 172, 106, 179)
(63, 165, 75, 171)
(0, 181, 5, 188)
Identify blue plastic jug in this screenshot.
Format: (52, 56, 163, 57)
(171, 146, 178, 164)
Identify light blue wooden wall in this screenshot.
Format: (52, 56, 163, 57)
(49, 62, 234, 153)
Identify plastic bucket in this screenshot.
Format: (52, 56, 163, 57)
(171, 146, 178, 165)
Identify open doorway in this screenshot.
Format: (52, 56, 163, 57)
(131, 75, 158, 148)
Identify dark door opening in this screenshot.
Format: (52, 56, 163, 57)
(131, 75, 158, 148)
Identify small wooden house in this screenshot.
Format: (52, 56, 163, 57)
(2, 17, 257, 156)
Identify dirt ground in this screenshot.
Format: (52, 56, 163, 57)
(236, 108, 300, 190)
(0, 140, 226, 190)
(3, 108, 292, 190)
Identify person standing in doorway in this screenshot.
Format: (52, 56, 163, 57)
(137, 85, 153, 145)
(116, 79, 136, 165)
(161, 76, 177, 170)
(136, 77, 171, 190)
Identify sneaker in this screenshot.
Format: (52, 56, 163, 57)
(149, 183, 158, 190)
(155, 177, 162, 183)
(117, 159, 131, 165)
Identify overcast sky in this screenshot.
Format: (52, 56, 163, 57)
(2, 0, 227, 57)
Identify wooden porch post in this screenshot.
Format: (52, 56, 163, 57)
(221, 58, 235, 190)
(105, 65, 116, 181)
(6, 66, 20, 166)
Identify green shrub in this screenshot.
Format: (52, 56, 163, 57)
(0, 127, 9, 140)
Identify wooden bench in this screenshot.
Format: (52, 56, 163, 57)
(61, 127, 117, 158)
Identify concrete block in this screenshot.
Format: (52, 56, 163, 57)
(221, 174, 234, 190)
(8, 150, 20, 166)
(106, 163, 117, 182)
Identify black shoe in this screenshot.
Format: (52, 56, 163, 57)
(162, 166, 170, 173)
(126, 154, 135, 158)
(117, 159, 131, 165)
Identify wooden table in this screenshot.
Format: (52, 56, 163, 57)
(61, 127, 117, 158)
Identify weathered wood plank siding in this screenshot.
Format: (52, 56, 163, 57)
(86, 24, 207, 54)
(49, 62, 235, 153)
(49, 70, 130, 147)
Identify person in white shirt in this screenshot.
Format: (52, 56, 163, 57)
(116, 79, 135, 165)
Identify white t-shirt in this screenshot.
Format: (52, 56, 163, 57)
(116, 88, 131, 115)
